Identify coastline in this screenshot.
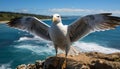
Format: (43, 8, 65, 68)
(0, 21, 9, 23)
(0, 19, 51, 24)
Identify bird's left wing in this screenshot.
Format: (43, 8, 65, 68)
(68, 13, 120, 42)
(7, 16, 51, 41)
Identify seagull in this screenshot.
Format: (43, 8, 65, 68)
(7, 13, 120, 69)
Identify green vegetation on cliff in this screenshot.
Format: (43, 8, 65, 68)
(0, 11, 51, 21)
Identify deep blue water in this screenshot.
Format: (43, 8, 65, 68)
(0, 18, 120, 69)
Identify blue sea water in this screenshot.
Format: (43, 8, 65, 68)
(0, 18, 120, 69)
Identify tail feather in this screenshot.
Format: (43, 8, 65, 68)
(68, 46, 80, 56)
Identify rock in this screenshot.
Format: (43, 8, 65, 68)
(35, 60, 43, 69)
(27, 64, 36, 69)
(16, 52, 120, 69)
(17, 64, 26, 69)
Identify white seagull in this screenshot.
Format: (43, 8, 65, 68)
(7, 13, 120, 69)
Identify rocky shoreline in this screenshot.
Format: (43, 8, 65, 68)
(16, 52, 120, 69)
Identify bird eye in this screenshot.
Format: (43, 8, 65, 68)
(57, 16, 60, 18)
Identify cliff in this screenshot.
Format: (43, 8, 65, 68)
(16, 52, 120, 69)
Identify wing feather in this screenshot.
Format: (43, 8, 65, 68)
(7, 16, 51, 41)
(68, 13, 120, 42)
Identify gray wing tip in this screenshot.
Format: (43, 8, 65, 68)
(100, 13, 112, 15)
(7, 16, 35, 27)
(7, 17, 23, 27)
(100, 13, 120, 29)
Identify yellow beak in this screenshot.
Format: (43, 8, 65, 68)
(52, 17, 57, 23)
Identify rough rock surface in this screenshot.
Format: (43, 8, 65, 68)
(16, 52, 120, 69)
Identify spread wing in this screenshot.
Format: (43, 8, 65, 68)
(7, 16, 51, 41)
(68, 13, 120, 42)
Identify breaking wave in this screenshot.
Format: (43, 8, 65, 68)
(15, 36, 120, 55)
(0, 63, 11, 69)
(14, 44, 55, 55)
(74, 41, 120, 54)
(17, 36, 50, 43)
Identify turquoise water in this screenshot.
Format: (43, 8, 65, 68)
(0, 18, 120, 69)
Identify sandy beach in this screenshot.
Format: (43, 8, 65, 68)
(0, 21, 9, 23)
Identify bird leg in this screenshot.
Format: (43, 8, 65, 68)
(55, 46, 58, 57)
(62, 54, 67, 69)
(61, 49, 68, 69)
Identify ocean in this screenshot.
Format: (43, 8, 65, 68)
(0, 18, 120, 69)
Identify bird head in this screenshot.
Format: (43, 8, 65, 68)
(52, 14, 62, 24)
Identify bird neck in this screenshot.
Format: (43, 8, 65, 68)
(52, 22, 63, 27)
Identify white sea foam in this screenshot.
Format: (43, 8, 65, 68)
(16, 36, 120, 54)
(0, 63, 11, 69)
(17, 36, 50, 43)
(18, 37, 33, 41)
(74, 41, 120, 54)
(14, 44, 55, 55)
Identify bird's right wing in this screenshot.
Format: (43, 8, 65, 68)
(68, 13, 120, 42)
(7, 16, 51, 41)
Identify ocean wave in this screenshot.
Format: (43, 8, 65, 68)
(15, 36, 120, 54)
(17, 37, 33, 41)
(17, 36, 50, 43)
(0, 63, 11, 69)
(14, 44, 55, 55)
(74, 41, 120, 54)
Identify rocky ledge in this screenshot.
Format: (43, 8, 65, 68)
(17, 52, 120, 69)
